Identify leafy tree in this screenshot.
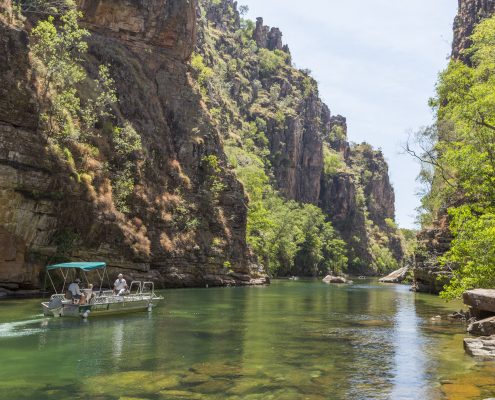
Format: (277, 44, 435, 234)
(416, 15, 495, 298)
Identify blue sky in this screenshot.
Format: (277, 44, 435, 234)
(241, 0, 458, 229)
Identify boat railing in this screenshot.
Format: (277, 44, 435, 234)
(50, 293, 67, 300)
(129, 281, 142, 295)
(142, 281, 155, 294)
(85, 282, 157, 304)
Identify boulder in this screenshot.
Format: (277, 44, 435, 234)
(379, 267, 408, 283)
(322, 275, 347, 284)
(468, 316, 495, 336)
(464, 336, 495, 358)
(463, 289, 495, 314)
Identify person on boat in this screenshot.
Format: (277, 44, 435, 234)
(68, 278, 86, 304)
(113, 274, 128, 295)
(84, 283, 95, 303)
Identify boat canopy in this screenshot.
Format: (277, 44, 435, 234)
(46, 262, 107, 271)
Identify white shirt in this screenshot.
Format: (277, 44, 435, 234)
(68, 282, 81, 296)
(114, 278, 127, 291)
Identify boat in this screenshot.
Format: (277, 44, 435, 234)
(41, 262, 163, 318)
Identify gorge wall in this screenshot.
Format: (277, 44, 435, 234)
(0, 0, 267, 294)
(413, 0, 495, 293)
(0, 0, 403, 295)
(197, 0, 404, 275)
(452, 0, 495, 61)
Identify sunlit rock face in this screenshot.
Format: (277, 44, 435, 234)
(77, 0, 196, 59)
(0, 0, 267, 293)
(452, 0, 495, 62)
(200, 0, 404, 276)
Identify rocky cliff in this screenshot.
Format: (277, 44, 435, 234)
(0, 0, 403, 294)
(452, 0, 495, 61)
(197, 0, 404, 275)
(413, 0, 495, 293)
(0, 0, 267, 295)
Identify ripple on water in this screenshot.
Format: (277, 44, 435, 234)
(0, 318, 46, 338)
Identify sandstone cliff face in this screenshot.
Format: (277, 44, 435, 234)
(198, 0, 404, 275)
(0, 0, 267, 294)
(414, 212, 453, 293)
(320, 121, 403, 274)
(452, 0, 495, 61)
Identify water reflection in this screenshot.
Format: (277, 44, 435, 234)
(0, 280, 494, 400)
(390, 288, 426, 399)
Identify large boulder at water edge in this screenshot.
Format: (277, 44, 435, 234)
(464, 289, 495, 315)
(322, 275, 347, 284)
(379, 267, 409, 283)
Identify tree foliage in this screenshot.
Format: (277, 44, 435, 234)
(419, 15, 495, 298)
(28, 1, 141, 214)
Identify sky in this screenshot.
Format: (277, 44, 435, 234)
(241, 0, 458, 229)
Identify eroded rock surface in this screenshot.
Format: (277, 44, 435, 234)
(464, 289, 495, 314)
(379, 267, 409, 284)
(464, 336, 495, 358)
(0, 0, 267, 292)
(468, 316, 495, 336)
(453, 0, 495, 62)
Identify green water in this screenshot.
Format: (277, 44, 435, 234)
(0, 279, 495, 400)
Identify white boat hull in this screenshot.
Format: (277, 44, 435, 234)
(42, 295, 162, 318)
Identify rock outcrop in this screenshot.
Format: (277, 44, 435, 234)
(468, 316, 495, 336)
(452, 0, 495, 62)
(464, 289, 495, 313)
(412, 0, 495, 292)
(379, 267, 409, 284)
(413, 212, 453, 293)
(464, 336, 495, 358)
(197, 0, 404, 276)
(322, 275, 349, 284)
(253, 17, 288, 53)
(0, 0, 268, 293)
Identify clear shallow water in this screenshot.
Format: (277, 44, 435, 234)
(0, 279, 494, 400)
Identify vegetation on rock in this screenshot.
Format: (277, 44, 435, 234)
(412, 15, 495, 298)
(194, 0, 403, 276)
(28, 0, 143, 215)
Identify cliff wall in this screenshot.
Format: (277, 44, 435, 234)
(413, 0, 495, 292)
(0, 0, 267, 295)
(452, 0, 495, 61)
(198, 0, 404, 275)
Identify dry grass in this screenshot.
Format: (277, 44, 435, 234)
(159, 232, 173, 252)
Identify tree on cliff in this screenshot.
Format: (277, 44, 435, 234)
(421, 15, 495, 299)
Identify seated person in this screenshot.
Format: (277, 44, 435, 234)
(113, 273, 128, 295)
(68, 278, 86, 304)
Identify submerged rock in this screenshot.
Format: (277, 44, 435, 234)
(468, 316, 495, 336)
(379, 267, 408, 283)
(322, 275, 347, 284)
(464, 336, 495, 358)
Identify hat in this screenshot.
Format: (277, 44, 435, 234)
(75, 278, 81, 283)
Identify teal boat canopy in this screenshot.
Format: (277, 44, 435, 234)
(46, 262, 106, 271)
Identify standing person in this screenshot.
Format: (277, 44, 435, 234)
(68, 278, 86, 304)
(113, 273, 128, 295)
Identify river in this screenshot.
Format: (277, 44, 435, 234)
(0, 279, 494, 400)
